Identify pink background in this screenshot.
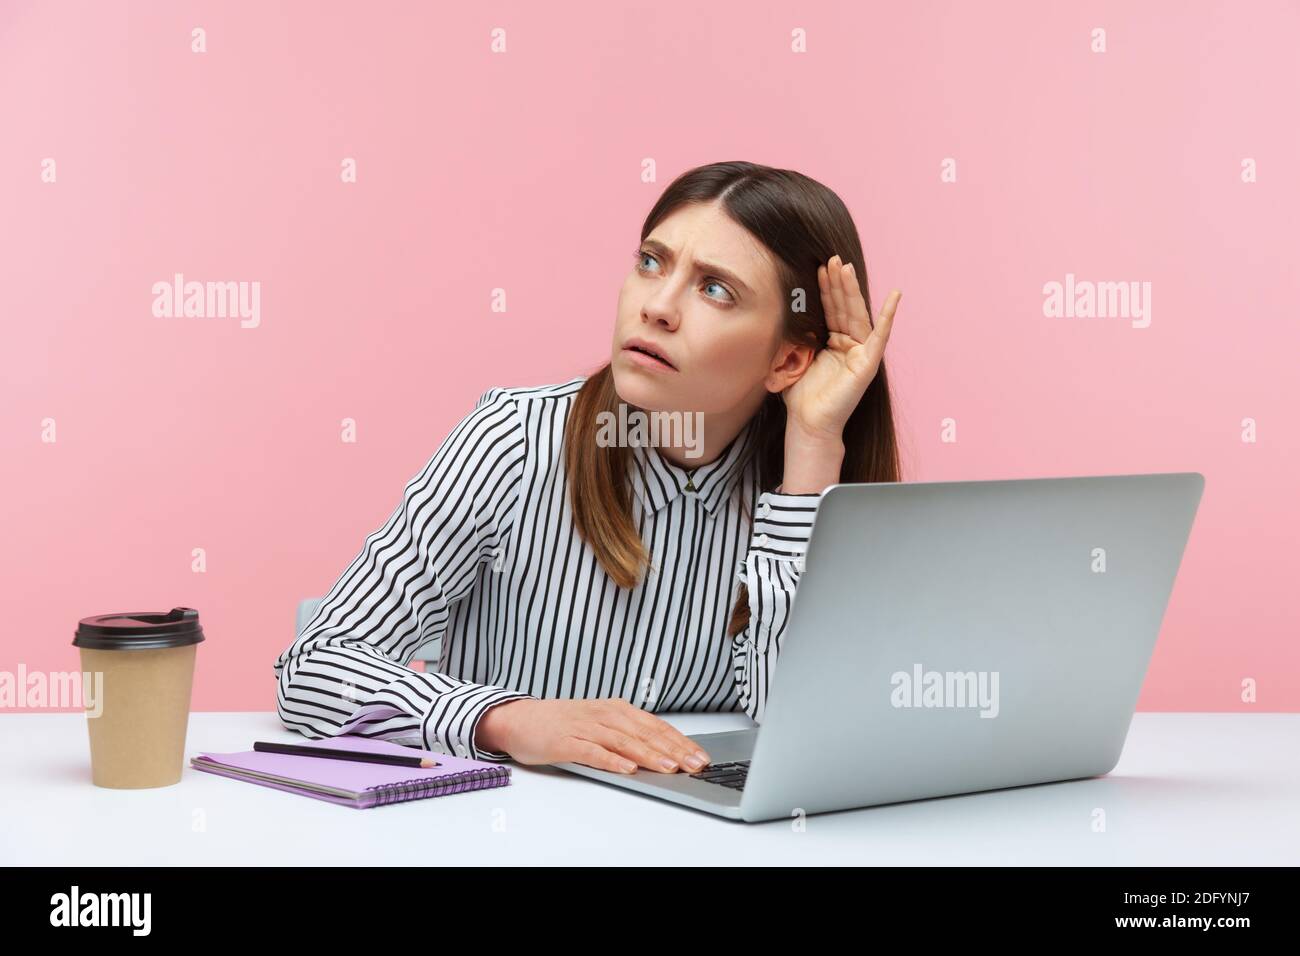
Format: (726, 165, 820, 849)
(2, 1, 1296, 712)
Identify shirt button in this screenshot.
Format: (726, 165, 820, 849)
(754, 534, 769, 547)
(757, 502, 771, 518)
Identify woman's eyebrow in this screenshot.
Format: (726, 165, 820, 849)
(641, 238, 753, 296)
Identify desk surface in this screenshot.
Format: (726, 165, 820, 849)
(3, 712, 1296, 865)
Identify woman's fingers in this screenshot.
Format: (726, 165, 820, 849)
(617, 704, 711, 769)
(827, 255, 848, 334)
(873, 289, 901, 344)
(578, 720, 689, 773)
(820, 256, 875, 343)
(585, 700, 710, 771)
(561, 738, 640, 774)
(846, 289, 901, 378)
(841, 263, 872, 342)
(817, 264, 838, 334)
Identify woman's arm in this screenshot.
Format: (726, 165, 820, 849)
(272, 387, 536, 761)
(733, 259, 900, 719)
(730, 486, 822, 722)
(731, 426, 842, 720)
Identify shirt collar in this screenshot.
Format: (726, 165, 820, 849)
(628, 416, 758, 518)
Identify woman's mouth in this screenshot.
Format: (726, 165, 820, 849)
(622, 340, 678, 372)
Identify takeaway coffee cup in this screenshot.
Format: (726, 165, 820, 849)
(72, 607, 205, 789)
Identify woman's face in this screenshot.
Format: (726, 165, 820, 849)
(611, 201, 795, 419)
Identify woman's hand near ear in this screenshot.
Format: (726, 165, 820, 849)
(780, 256, 900, 494)
(786, 255, 900, 442)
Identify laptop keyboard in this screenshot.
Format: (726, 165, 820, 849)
(689, 759, 750, 790)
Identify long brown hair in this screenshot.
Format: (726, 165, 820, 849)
(564, 161, 902, 638)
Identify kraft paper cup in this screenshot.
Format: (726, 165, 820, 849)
(72, 607, 204, 789)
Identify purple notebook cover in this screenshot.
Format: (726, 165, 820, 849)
(190, 735, 511, 809)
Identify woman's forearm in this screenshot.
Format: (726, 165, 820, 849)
(780, 423, 844, 495)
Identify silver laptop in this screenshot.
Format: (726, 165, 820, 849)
(553, 472, 1205, 822)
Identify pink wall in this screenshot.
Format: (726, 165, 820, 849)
(2, 1, 1296, 712)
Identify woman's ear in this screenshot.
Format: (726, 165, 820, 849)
(765, 341, 815, 394)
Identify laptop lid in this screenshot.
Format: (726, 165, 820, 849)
(739, 472, 1205, 823)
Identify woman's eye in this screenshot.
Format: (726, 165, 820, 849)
(703, 280, 734, 303)
(635, 251, 733, 304)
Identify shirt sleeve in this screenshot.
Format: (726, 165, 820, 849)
(272, 386, 536, 761)
(730, 489, 822, 722)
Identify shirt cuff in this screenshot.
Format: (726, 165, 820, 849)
(747, 489, 823, 561)
(421, 682, 535, 762)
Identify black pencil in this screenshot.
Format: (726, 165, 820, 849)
(253, 741, 439, 768)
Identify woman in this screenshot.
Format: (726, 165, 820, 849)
(273, 160, 902, 776)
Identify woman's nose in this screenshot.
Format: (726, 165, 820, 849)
(641, 295, 681, 331)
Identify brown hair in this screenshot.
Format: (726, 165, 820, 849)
(564, 161, 902, 637)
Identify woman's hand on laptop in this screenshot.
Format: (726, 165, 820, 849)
(476, 698, 711, 774)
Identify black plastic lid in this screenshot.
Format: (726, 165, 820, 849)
(73, 607, 205, 651)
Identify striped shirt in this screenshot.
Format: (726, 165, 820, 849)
(273, 377, 821, 761)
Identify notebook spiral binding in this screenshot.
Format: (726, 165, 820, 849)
(367, 766, 512, 806)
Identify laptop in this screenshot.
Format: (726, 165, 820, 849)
(553, 471, 1205, 822)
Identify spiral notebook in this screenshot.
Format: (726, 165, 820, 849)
(190, 735, 511, 809)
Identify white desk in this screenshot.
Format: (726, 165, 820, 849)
(2, 712, 1296, 865)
